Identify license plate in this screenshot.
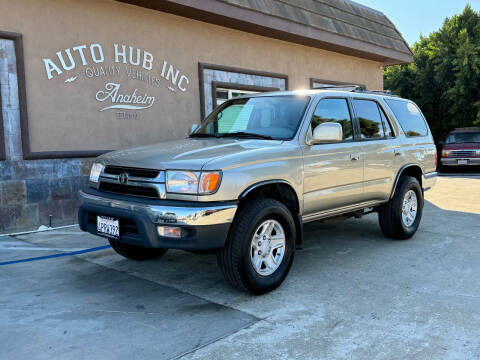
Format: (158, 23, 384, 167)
(97, 216, 120, 239)
(458, 159, 468, 165)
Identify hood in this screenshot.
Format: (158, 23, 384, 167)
(443, 142, 480, 150)
(98, 138, 284, 170)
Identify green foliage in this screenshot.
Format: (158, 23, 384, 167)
(384, 5, 480, 141)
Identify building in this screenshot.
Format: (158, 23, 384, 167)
(0, 0, 412, 233)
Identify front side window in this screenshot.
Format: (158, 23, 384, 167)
(193, 96, 310, 140)
(353, 99, 385, 139)
(385, 99, 428, 137)
(310, 98, 353, 141)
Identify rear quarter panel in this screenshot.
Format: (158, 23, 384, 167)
(400, 135, 437, 175)
(382, 97, 437, 182)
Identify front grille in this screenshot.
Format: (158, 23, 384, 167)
(450, 150, 476, 157)
(99, 182, 159, 199)
(87, 212, 139, 237)
(104, 165, 160, 179)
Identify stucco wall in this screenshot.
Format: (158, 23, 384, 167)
(0, 0, 383, 154)
(0, 0, 384, 233)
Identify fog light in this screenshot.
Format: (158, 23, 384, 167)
(157, 226, 182, 238)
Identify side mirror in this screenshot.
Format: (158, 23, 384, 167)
(308, 122, 343, 145)
(189, 123, 199, 135)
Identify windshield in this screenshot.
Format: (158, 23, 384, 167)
(192, 95, 310, 140)
(446, 132, 480, 144)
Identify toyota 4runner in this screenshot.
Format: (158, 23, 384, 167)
(78, 88, 437, 294)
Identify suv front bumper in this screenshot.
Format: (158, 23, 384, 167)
(78, 188, 237, 250)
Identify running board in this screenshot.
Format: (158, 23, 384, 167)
(302, 201, 385, 223)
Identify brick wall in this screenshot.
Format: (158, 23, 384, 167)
(0, 38, 91, 234)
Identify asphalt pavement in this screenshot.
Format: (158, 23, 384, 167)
(1, 175, 479, 360)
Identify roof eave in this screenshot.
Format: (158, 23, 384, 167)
(117, 0, 413, 65)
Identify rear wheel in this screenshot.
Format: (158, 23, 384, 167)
(217, 198, 296, 294)
(108, 239, 167, 261)
(378, 176, 423, 240)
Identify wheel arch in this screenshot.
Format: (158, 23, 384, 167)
(238, 180, 303, 246)
(390, 164, 423, 199)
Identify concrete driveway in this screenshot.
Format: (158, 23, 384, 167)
(1, 175, 479, 359)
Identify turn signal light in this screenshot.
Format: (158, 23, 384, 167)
(199, 172, 221, 194)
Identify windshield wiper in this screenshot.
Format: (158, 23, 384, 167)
(218, 132, 276, 140)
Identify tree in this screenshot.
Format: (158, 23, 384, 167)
(384, 5, 480, 142)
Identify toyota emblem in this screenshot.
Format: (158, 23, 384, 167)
(118, 173, 129, 184)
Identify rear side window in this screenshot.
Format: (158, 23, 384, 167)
(379, 106, 394, 137)
(385, 99, 428, 137)
(353, 99, 384, 139)
(311, 98, 353, 141)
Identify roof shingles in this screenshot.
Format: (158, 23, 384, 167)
(117, 0, 413, 64)
(219, 0, 412, 55)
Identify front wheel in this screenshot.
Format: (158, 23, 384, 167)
(109, 239, 167, 261)
(217, 198, 296, 294)
(378, 176, 424, 240)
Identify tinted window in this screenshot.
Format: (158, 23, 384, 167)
(353, 99, 384, 139)
(385, 99, 428, 137)
(379, 106, 393, 137)
(311, 98, 353, 140)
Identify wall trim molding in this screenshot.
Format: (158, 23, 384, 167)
(22, 150, 112, 160)
(198, 62, 289, 120)
(0, 31, 29, 160)
(0, 80, 5, 160)
(0, 31, 27, 161)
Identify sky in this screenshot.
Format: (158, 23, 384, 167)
(353, 0, 480, 45)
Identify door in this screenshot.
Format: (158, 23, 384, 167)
(302, 98, 365, 215)
(351, 98, 399, 202)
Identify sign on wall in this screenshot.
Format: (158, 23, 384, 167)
(42, 43, 190, 119)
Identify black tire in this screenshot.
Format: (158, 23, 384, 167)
(378, 176, 424, 240)
(216, 198, 296, 295)
(108, 239, 167, 261)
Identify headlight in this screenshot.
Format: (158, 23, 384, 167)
(441, 150, 450, 157)
(166, 171, 200, 194)
(476, 150, 480, 157)
(89, 163, 104, 183)
(166, 170, 221, 194)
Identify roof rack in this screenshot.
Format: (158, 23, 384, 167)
(354, 89, 401, 97)
(314, 85, 401, 97)
(314, 84, 364, 91)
